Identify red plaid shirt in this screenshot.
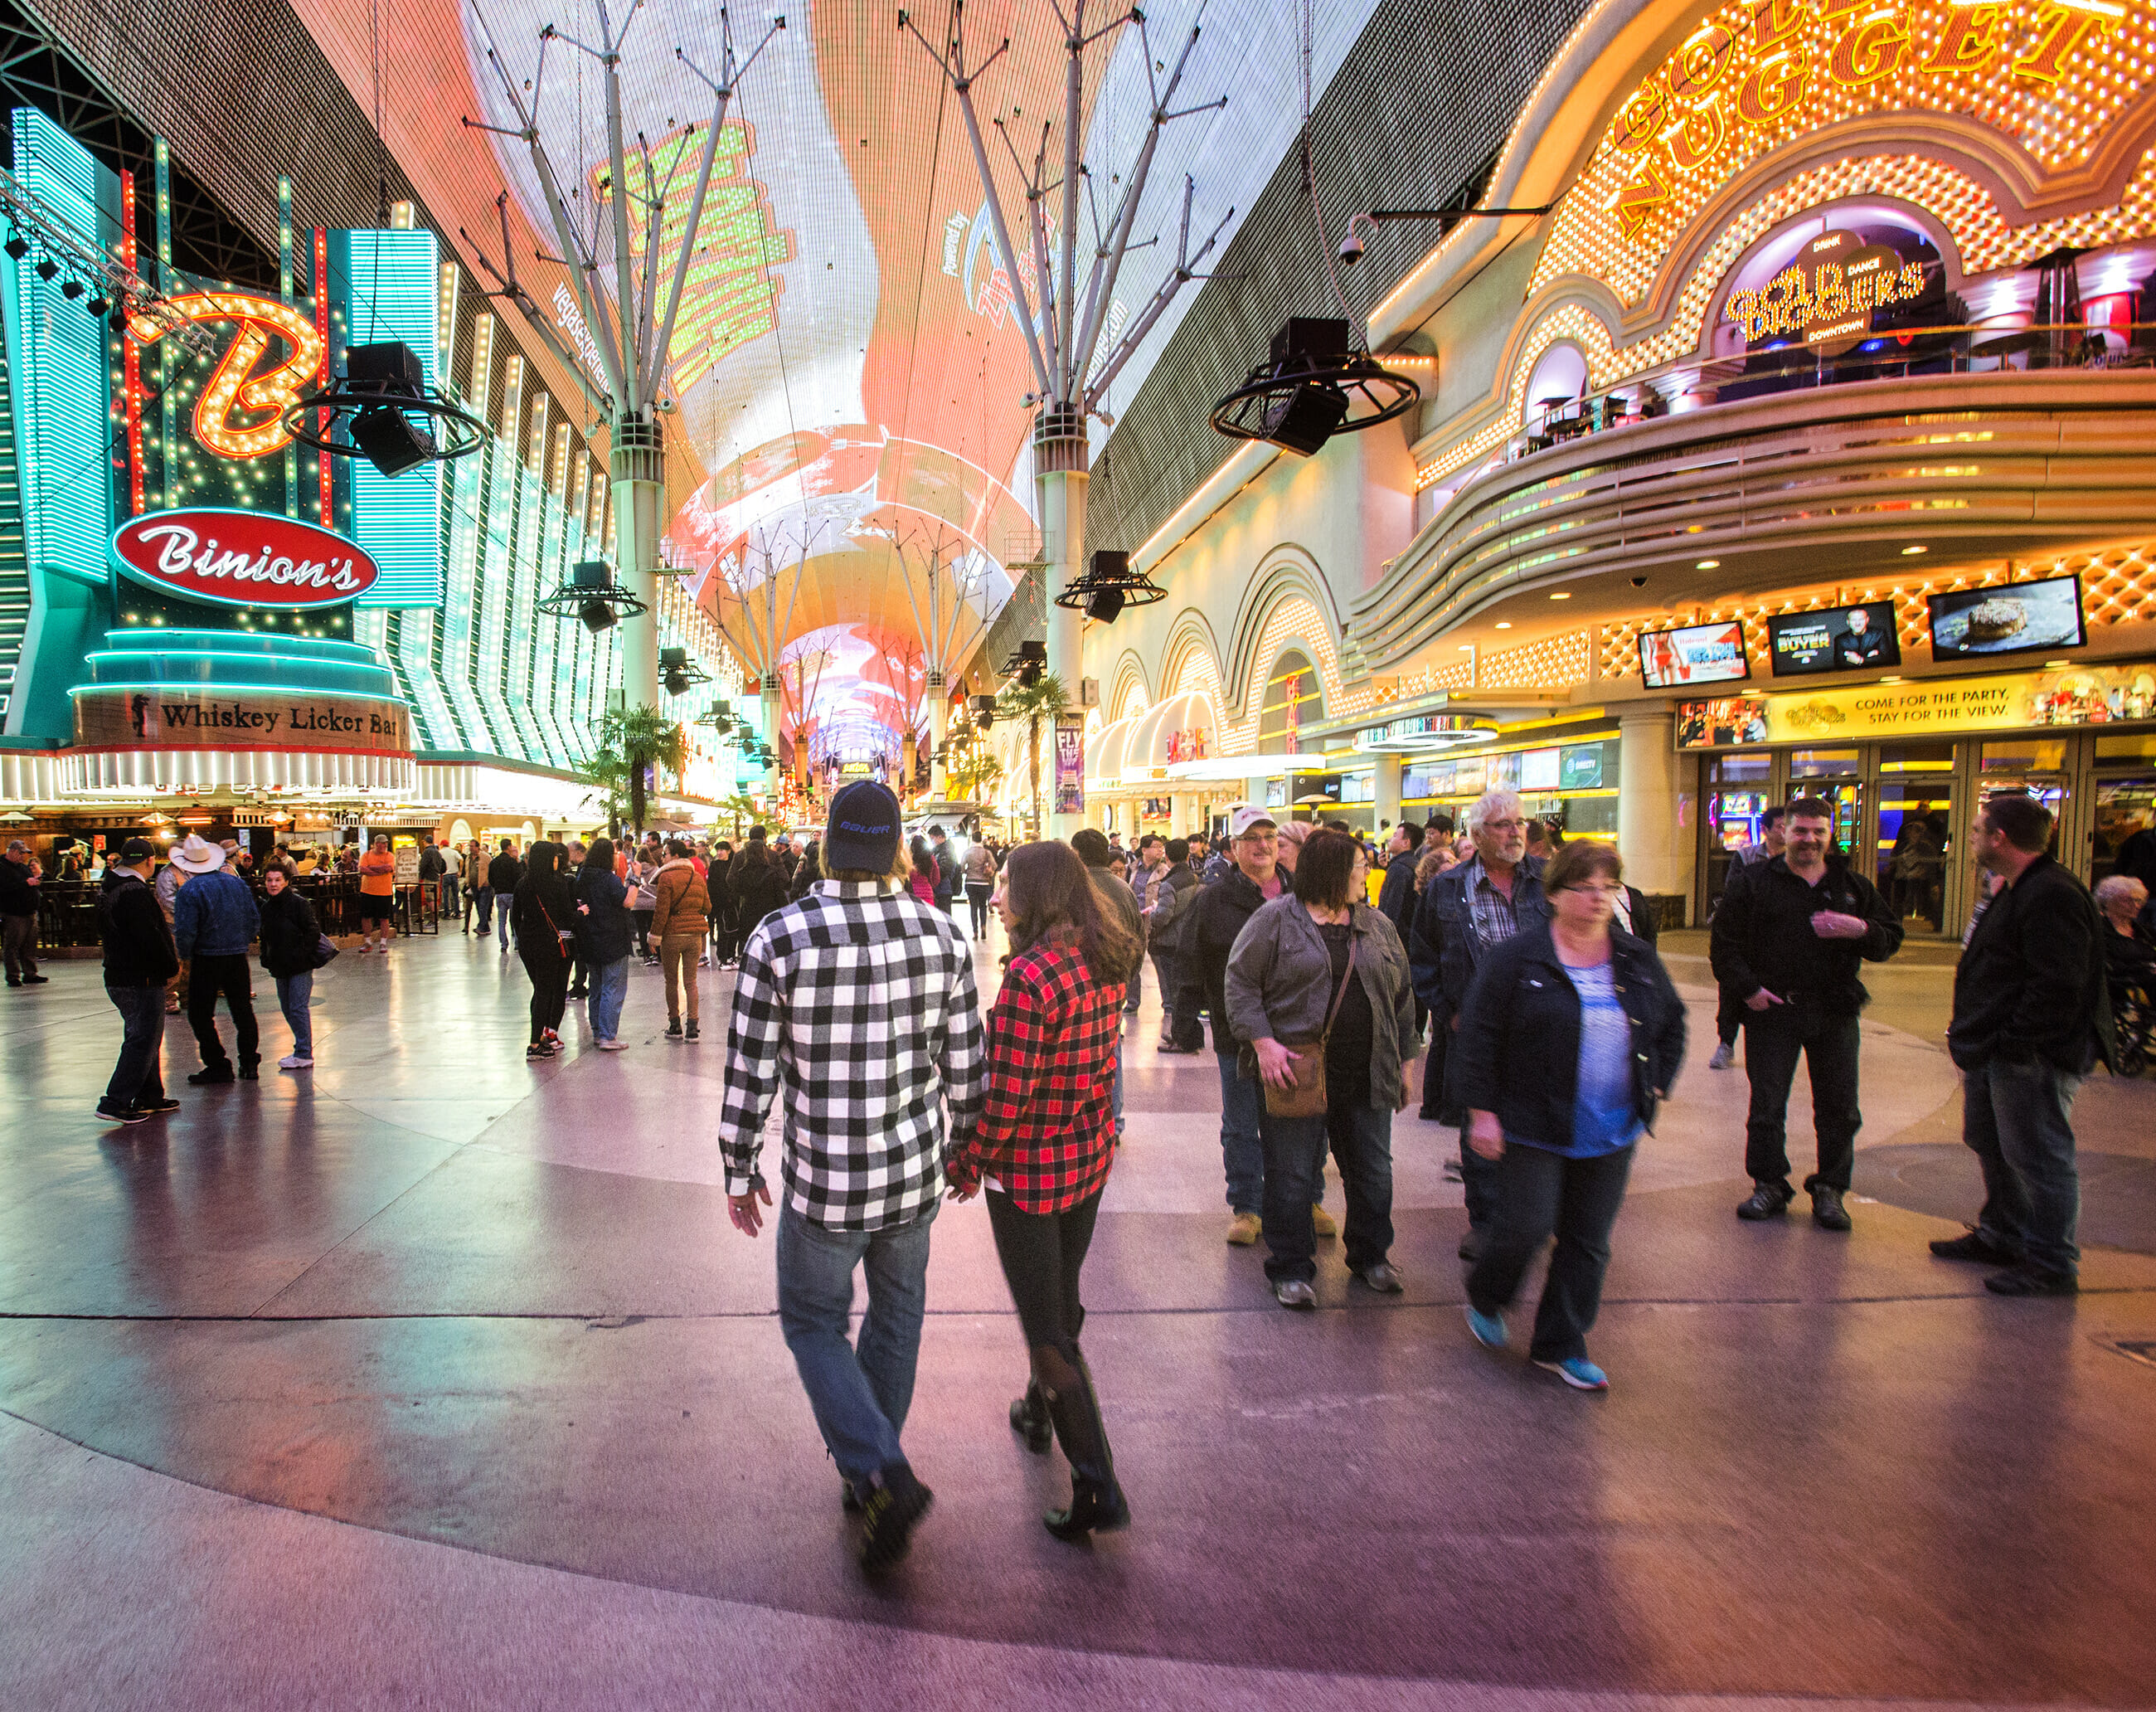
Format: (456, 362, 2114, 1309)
(949, 935, 1124, 1212)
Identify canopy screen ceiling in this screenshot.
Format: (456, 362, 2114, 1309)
(294, 0, 1386, 738)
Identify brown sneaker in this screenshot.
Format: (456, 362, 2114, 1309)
(1310, 1203, 1338, 1239)
(1226, 1211, 1261, 1246)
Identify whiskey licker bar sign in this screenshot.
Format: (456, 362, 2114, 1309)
(109, 509, 380, 610)
(73, 687, 414, 755)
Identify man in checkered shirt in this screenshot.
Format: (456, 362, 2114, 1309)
(717, 781, 983, 1573)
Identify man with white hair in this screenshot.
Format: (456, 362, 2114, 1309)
(1407, 790, 1551, 1257)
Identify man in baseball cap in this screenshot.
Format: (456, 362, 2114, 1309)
(716, 778, 985, 1573)
(1173, 800, 1330, 1243)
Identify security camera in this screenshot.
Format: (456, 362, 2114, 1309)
(1629, 575, 1648, 588)
(1338, 232, 1365, 266)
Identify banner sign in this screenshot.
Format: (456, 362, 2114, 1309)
(73, 686, 414, 755)
(1054, 713, 1085, 815)
(1677, 663, 2156, 749)
(111, 510, 380, 610)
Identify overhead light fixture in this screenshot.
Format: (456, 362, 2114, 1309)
(2, 233, 26, 261)
(1550, 591, 1571, 600)
(86, 290, 109, 316)
(59, 276, 84, 299)
(1495, 621, 1513, 630)
(284, 339, 483, 478)
(33, 255, 58, 282)
(2043, 659, 2070, 668)
(1211, 319, 1419, 456)
(1901, 545, 1927, 556)
(1696, 558, 1720, 570)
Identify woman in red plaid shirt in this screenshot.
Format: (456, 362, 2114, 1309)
(948, 839, 1144, 1541)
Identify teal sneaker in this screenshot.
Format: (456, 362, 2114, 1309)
(1534, 1356, 1609, 1391)
(1465, 1306, 1508, 1350)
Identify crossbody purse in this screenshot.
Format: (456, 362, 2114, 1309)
(1262, 936, 1358, 1119)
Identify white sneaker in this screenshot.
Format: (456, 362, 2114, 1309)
(596, 1038, 627, 1052)
(1708, 1041, 1736, 1070)
(279, 1054, 313, 1070)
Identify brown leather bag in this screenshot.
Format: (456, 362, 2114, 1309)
(1261, 936, 1357, 1118)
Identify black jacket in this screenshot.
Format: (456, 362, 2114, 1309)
(1145, 863, 1201, 952)
(418, 846, 446, 882)
(729, 848, 789, 932)
(1709, 853, 1901, 1016)
(487, 851, 524, 894)
(0, 855, 36, 916)
(575, 867, 635, 963)
(98, 868, 179, 988)
(1949, 854, 2115, 1073)
(1173, 868, 1275, 1053)
(512, 871, 575, 961)
(1455, 923, 1687, 1150)
(1376, 854, 1417, 940)
(256, 887, 323, 978)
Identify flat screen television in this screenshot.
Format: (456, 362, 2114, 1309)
(1927, 576, 2086, 660)
(1639, 620, 1751, 688)
(1766, 601, 1901, 675)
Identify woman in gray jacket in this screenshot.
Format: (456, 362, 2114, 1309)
(1226, 829, 1420, 1309)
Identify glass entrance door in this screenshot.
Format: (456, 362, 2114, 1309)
(1877, 742, 1955, 934)
(1978, 737, 2070, 858)
(2092, 735, 2156, 891)
(1703, 751, 1775, 917)
(1788, 747, 1865, 863)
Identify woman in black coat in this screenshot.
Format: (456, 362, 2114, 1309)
(728, 840, 789, 935)
(257, 862, 323, 1069)
(1454, 839, 1686, 1392)
(512, 843, 576, 1058)
(574, 836, 635, 1049)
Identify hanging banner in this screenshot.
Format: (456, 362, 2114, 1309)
(1054, 713, 1085, 815)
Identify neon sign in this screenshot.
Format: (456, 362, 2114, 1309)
(1724, 229, 1928, 350)
(126, 292, 324, 460)
(110, 509, 380, 610)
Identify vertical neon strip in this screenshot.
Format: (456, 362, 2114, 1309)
(119, 169, 143, 517)
(279, 175, 295, 518)
(153, 139, 172, 511)
(315, 227, 330, 526)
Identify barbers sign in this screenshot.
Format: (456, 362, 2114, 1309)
(110, 508, 380, 610)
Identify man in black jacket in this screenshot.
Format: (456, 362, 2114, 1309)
(483, 839, 523, 944)
(1936, 793, 2115, 1296)
(1172, 806, 1316, 1245)
(1710, 795, 1903, 1230)
(1, 838, 45, 986)
(1145, 838, 1203, 1052)
(96, 839, 182, 1124)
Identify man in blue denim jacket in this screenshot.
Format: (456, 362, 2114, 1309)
(170, 835, 261, 1082)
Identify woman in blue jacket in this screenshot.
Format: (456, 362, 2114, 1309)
(1454, 839, 1686, 1391)
(574, 835, 635, 1049)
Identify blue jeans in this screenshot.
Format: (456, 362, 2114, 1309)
(587, 956, 629, 1040)
(104, 982, 166, 1108)
(1259, 1102, 1386, 1281)
(274, 971, 313, 1058)
(775, 1199, 938, 1488)
(473, 887, 495, 934)
(1217, 1050, 1264, 1213)
(1962, 1057, 2084, 1277)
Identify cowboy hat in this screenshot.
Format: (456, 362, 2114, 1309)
(168, 834, 226, 873)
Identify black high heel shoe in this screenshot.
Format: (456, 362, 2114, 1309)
(1008, 1382, 1052, 1454)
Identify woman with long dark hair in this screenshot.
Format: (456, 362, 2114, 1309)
(948, 840, 1143, 1541)
(575, 834, 634, 1049)
(512, 842, 575, 1058)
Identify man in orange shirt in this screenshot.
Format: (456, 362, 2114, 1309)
(357, 833, 397, 954)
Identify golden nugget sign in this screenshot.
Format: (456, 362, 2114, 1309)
(1603, 0, 2125, 241)
(127, 292, 324, 460)
(1724, 229, 1927, 350)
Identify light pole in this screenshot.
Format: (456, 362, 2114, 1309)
(464, 3, 782, 716)
(905, 0, 1229, 833)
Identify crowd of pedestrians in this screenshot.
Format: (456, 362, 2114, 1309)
(58, 774, 2129, 1570)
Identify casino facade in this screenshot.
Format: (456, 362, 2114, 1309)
(1073, 0, 2156, 933)
(0, 108, 757, 870)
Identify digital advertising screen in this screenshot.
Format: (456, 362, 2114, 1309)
(1927, 576, 2087, 660)
(1766, 602, 1901, 675)
(1640, 620, 1751, 688)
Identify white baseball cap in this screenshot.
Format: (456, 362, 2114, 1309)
(1227, 805, 1279, 839)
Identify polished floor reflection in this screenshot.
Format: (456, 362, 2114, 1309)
(2, 927, 2153, 1708)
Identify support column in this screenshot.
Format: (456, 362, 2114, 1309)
(927, 671, 948, 801)
(610, 411, 663, 714)
(1172, 791, 1193, 836)
(1618, 709, 1695, 922)
(760, 672, 784, 801)
(1035, 410, 1087, 839)
(1373, 753, 1403, 834)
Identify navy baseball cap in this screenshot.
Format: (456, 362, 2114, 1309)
(824, 781, 901, 874)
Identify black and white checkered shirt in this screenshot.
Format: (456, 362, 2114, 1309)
(717, 878, 984, 1230)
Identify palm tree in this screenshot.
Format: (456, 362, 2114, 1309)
(995, 672, 1069, 834)
(583, 705, 689, 836)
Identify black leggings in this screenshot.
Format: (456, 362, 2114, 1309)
(522, 947, 571, 1043)
(984, 1186, 1101, 1363)
(966, 883, 993, 936)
